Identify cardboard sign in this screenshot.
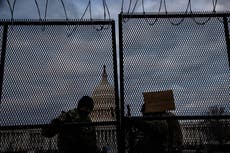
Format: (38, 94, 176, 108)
(142, 90, 175, 113)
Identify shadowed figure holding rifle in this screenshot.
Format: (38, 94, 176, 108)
(41, 96, 100, 153)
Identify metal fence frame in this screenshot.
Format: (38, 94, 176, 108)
(0, 12, 230, 153)
(118, 12, 230, 153)
(0, 19, 121, 152)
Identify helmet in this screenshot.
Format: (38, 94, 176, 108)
(77, 96, 94, 111)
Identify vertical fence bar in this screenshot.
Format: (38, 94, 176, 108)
(0, 24, 8, 103)
(223, 16, 230, 68)
(111, 19, 121, 153)
(118, 13, 126, 153)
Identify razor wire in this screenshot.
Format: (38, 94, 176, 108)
(163, 0, 190, 26)
(5, 0, 112, 37)
(34, 0, 68, 21)
(186, 0, 212, 25)
(34, 0, 69, 31)
(121, 0, 229, 25)
(92, 0, 111, 31)
(4, 0, 230, 31)
(121, 0, 220, 14)
(6, 0, 16, 26)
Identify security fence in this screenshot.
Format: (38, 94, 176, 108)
(119, 12, 230, 153)
(0, 12, 230, 153)
(0, 20, 119, 153)
(0, 124, 117, 153)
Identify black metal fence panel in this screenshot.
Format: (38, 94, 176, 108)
(0, 25, 2, 57)
(0, 12, 230, 153)
(0, 20, 119, 153)
(119, 13, 230, 117)
(0, 20, 117, 126)
(119, 12, 230, 153)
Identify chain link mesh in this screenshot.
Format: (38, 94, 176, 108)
(0, 13, 230, 153)
(121, 15, 229, 117)
(120, 13, 230, 153)
(0, 20, 118, 153)
(0, 25, 2, 58)
(1, 23, 115, 125)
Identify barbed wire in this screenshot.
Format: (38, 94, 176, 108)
(66, 0, 92, 37)
(34, 0, 69, 31)
(34, 0, 45, 31)
(122, 0, 141, 23)
(121, 0, 221, 14)
(212, 0, 218, 12)
(164, 0, 190, 26)
(67, 0, 112, 37)
(93, 0, 111, 31)
(44, 0, 48, 20)
(4, 0, 230, 29)
(142, 0, 162, 26)
(80, 0, 92, 20)
(121, 0, 229, 25)
(6, 0, 16, 26)
(188, 0, 212, 25)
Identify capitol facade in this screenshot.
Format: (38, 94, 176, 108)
(91, 65, 117, 153)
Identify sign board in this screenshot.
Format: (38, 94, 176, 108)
(142, 90, 175, 113)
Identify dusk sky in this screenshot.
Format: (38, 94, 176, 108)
(0, 0, 229, 19)
(0, 0, 229, 126)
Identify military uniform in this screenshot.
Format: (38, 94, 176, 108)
(130, 115, 169, 153)
(42, 109, 99, 153)
(164, 112, 183, 153)
(137, 90, 183, 153)
(134, 112, 183, 153)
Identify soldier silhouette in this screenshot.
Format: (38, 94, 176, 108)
(138, 103, 169, 153)
(42, 96, 100, 153)
(127, 90, 183, 153)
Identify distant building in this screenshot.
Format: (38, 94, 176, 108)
(91, 65, 117, 153)
(181, 121, 208, 145)
(3, 66, 228, 153)
(91, 65, 116, 122)
(0, 65, 117, 153)
(0, 128, 57, 152)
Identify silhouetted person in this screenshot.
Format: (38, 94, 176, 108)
(164, 112, 183, 153)
(125, 104, 169, 153)
(41, 96, 100, 153)
(138, 104, 169, 153)
(140, 104, 183, 153)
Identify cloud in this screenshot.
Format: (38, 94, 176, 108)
(217, 0, 230, 11)
(177, 83, 229, 115)
(121, 13, 229, 117)
(0, 0, 229, 20)
(0, 0, 229, 125)
(1, 17, 116, 125)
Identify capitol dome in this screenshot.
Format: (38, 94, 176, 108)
(91, 65, 116, 122)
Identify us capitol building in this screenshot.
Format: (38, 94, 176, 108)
(0, 65, 117, 153)
(0, 66, 224, 153)
(90, 65, 117, 152)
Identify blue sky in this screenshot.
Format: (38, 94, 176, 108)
(0, 0, 230, 125)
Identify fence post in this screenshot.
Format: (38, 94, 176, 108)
(0, 24, 9, 103)
(223, 16, 230, 68)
